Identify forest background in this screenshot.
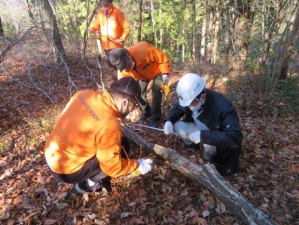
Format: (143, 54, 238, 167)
(0, 0, 299, 224)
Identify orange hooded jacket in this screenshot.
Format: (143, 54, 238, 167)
(118, 41, 171, 81)
(89, 5, 130, 50)
(44, 90, 138, 177)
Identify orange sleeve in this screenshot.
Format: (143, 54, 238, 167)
(149, 45, 171, 75)
(89, 11, 101, 32)
(96, 118, 138, 177)
(117, 10, 130, 41)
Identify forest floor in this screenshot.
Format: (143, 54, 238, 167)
(0, 53, 299, 225)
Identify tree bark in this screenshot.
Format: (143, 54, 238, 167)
(232, 0, 252, 69)
(150, 0, 157, 46)
(159, 0, 163, 49)
(43, 0, 67, 63)
(0, 17, 4, 37)
(137, 0, 143, 42)
(279, 4, 299, 79)
(212, 2, 220, 64)
(200, 0, 207, 62)
(122, 125, 276, 225)
(191, 0, 197, 63)
(223, 3, 231, 66)
(206, 2, 214, 63)
(23, 0, 35, 22)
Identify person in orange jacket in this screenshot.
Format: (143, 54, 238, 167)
(109, 41, 171, 128)
(88, 0, 130, 71)
(44, 77, 153, 194)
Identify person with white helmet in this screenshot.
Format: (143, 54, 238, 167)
(163, 73, 243, 175)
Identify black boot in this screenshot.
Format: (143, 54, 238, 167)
(101, 176, 112, 192)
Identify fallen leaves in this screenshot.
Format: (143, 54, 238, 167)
(44, 219, 57, 225)
(288, 164, 299, 173)
(0, 58, 298, 225)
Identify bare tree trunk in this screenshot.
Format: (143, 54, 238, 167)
(206, 3, 213, 63)
(159, 0, 163, 49)
(176, 41, 179, 61)
(232, 0, 252, 69)
(261, 2, 274, 65)
(223, 4, 231, 65)
(150, 0, 157, 46)
(192, 0, 197, 63)
(68, 0, 84, 48)
(52, 19, 66, 63)
(200, 0, 207, 62)
(212, 2, 220, 64)
(43, 0, 67, 63)
(122, 125, 276, 225)
(0, 17, 3, 37)
(182, 29, 185, 62)
(137, 0, 142, 42)
(23, 0, 35, 21)
(279, 4, 299, 79)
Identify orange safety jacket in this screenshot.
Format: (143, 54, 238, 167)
(118, 41, 171, 81)
(44, 90, 138, 177)
(89, 5, 130, 50)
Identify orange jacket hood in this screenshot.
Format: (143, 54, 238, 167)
(44, 90, 138, 177)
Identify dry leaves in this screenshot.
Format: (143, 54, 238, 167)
(0, 57, 298, 225)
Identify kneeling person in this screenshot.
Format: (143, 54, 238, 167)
(163, 73, 243, 175)
(44, 77, 153, 193)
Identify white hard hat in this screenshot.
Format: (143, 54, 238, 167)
(176, 73, 205, 106)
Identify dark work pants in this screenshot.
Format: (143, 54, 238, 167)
(104, 49, 117, 81)
(50, 136, 131, 184)
(138, 74, 162, 120)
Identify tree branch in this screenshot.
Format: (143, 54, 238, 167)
(121, 125, 276, 225)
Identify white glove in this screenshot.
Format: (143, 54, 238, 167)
(162, 74, 168, 84)
(164, 121, 174, 134)
(131, 159, 153, 176)
(189, 131, 201, 144)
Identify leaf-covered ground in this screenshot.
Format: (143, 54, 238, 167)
(0, 53, 299, 225)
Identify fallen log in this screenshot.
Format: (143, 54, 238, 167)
(122, 125, 276, 225)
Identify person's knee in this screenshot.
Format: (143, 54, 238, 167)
(173, 121, 185, 132)
(173, 121, 198, 137)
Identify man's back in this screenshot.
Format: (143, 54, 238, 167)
(44, 90, 121, 174)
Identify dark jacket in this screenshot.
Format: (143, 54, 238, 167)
(166, 89, 243, 175)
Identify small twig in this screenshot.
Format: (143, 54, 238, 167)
(96, 55, 106, 92)
(0, 27, 35, 63)
(21, 211, 41, 222)
(60, 54, 76, 98)
(16, 108, 38, 125)
(81, 56, 102, 90)
(25, 58, 57, 105)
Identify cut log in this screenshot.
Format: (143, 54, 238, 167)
(122, 125, 276, 225)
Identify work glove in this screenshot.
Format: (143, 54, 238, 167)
(164, 121, 174, 134)
(131, 159, 153, 176)
(189, 131, 201, 144)
(162, 74, 169, 84)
